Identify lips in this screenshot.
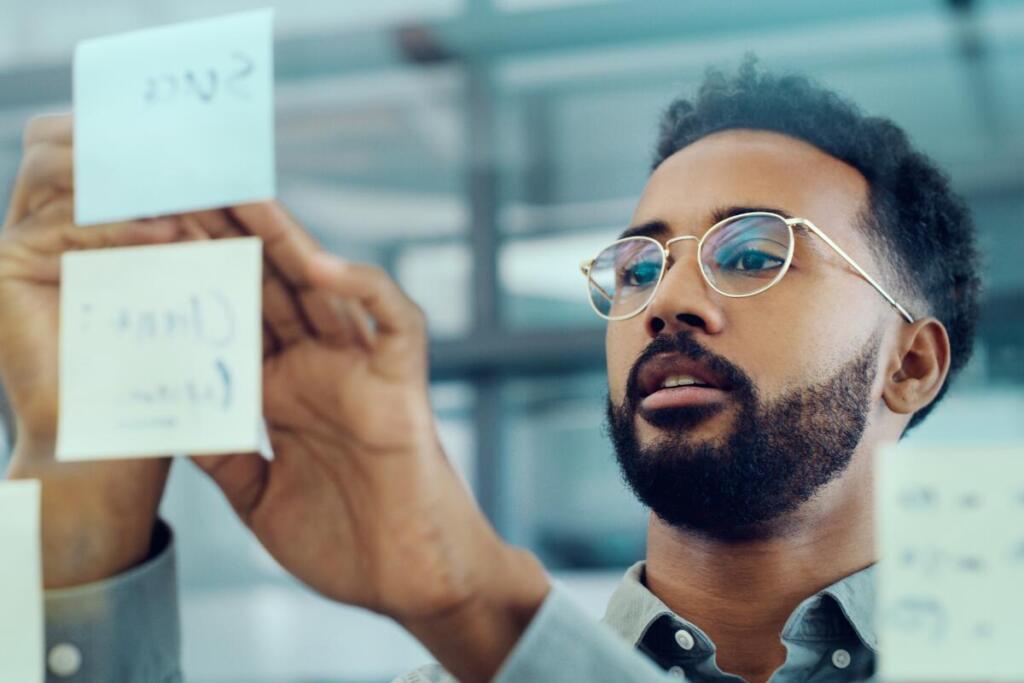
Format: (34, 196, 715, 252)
(636, 353, 732, 413)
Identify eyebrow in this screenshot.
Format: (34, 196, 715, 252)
(617, 205, 801, 242)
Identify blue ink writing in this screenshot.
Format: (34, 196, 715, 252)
(83, 290, 237, 348)
(144, 51, 255, 106)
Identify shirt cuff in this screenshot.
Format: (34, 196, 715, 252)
(492, 584, 678, 683)
(43, 520, 182, 683)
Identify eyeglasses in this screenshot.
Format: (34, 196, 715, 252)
(579, 211, 915, 323)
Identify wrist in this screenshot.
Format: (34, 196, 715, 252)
(401, 543, 550, 683)
(8, 437, 167, 588)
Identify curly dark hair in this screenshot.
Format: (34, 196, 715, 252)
(653, 57, 982, 432)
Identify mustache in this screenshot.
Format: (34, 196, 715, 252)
(624, 331, 755, 412)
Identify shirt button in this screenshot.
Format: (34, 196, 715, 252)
(48, 643, 82, 677)
(831, 648, 852, 669)
(668, 665, 686, 678)
(674, 628, 695, 651)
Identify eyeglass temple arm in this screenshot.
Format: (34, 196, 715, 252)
(793, 220, 915, 324)
(580, 260, 615, 303)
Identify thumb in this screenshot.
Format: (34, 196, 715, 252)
(190, 452, 269, 525)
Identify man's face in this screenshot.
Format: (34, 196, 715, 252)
(605, 129, 892, 539)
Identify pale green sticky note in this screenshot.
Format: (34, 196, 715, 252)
(877, 444, 1024, 681)
(0, 480, 43, 682)
(57, 238, 262, 460)
(73, 9, 275, 226)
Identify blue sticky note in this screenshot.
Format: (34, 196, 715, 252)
(73, 10, 275, 225)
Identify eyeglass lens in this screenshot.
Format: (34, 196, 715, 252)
(587, 213, 792, 319)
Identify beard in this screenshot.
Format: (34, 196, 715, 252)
(606, 330, 880, 541)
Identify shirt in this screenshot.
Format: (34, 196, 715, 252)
(42, 523, 878, 682)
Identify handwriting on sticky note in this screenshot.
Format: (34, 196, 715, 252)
(144, 52, 256, 105)
(877, 444, 1024, 682)
(84, 292, 237, 421)
(73, 9, 274, 226)
(0, 480, 43, 683)
(57, 238, 262, 460)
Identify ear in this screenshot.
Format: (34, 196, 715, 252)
(882, 317, 951, 418)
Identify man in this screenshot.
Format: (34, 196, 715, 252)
(1, 61, 980, 682)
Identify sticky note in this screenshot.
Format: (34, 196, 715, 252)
(877, 444, 1024, 681)
(57, 238, 262, 460)
(0, 480, 43, 683)
(73, 9, 275, 226)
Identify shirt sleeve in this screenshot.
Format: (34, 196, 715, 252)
(491, 585, 684, 683)
(397, 586, 685, 683)
(43, 520, 183, 683)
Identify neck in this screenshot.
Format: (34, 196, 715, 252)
(643, 450, 875, 683)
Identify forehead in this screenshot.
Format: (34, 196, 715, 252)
(632, 129, 869, 238)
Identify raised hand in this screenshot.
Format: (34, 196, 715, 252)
(191, 203, 550, 682)
(0, 114, 185, 587)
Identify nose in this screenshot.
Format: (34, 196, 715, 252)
(643, 238, 726, 338)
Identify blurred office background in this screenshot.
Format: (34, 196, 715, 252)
(1, 0, 1023, 681)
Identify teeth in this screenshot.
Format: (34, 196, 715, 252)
(661, 375, 709, 389)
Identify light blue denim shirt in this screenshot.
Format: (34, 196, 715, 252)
(43, 523, 877, 682)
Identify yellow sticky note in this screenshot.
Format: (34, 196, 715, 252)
(57, 238, 263, 460)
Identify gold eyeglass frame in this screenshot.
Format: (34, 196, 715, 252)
(579, 211, 915, 324)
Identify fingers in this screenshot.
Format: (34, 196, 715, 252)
(306, 253, 425, 339)
(263, 277, 313, 345)
(35, 195, 74, 225)
(5, 143, 73, 228)
(196, 205, 373, 349)
(177, 214, 212, 242)
(51, 217, 181, 253)
(22, 113, 73, 149)
(298, 287, 375, 348)
(229, 202, 319, 288)
(7, 114, 74, 229)
(190, 452, 269, 525)
(189, 208, 316, 348)
(22, 217, 181, 283)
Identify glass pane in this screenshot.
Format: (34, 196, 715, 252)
(161, 381, 473, 681)
(395, 242, 471, 339)
(0, 0, 465, 68)
(501, 372, 646, 570)
(500, 230, 612, 329)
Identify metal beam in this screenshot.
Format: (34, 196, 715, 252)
(463, 56, 505, 524)
(0, 0, 997, 108)
(429, 326, 604, 380)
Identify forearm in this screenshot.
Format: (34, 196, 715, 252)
(6, 436, 168, 588)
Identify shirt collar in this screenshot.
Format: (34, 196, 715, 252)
(600, 562, 673, 645)
(820, 562, 878, 652)
(600, 561, 878, 654)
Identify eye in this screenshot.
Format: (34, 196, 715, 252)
(714, 237, 788, 276)
(619, 259, 661, 288)
(724, 250, 785, 272)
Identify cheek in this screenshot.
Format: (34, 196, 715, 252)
(726, 283, 876, 395)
